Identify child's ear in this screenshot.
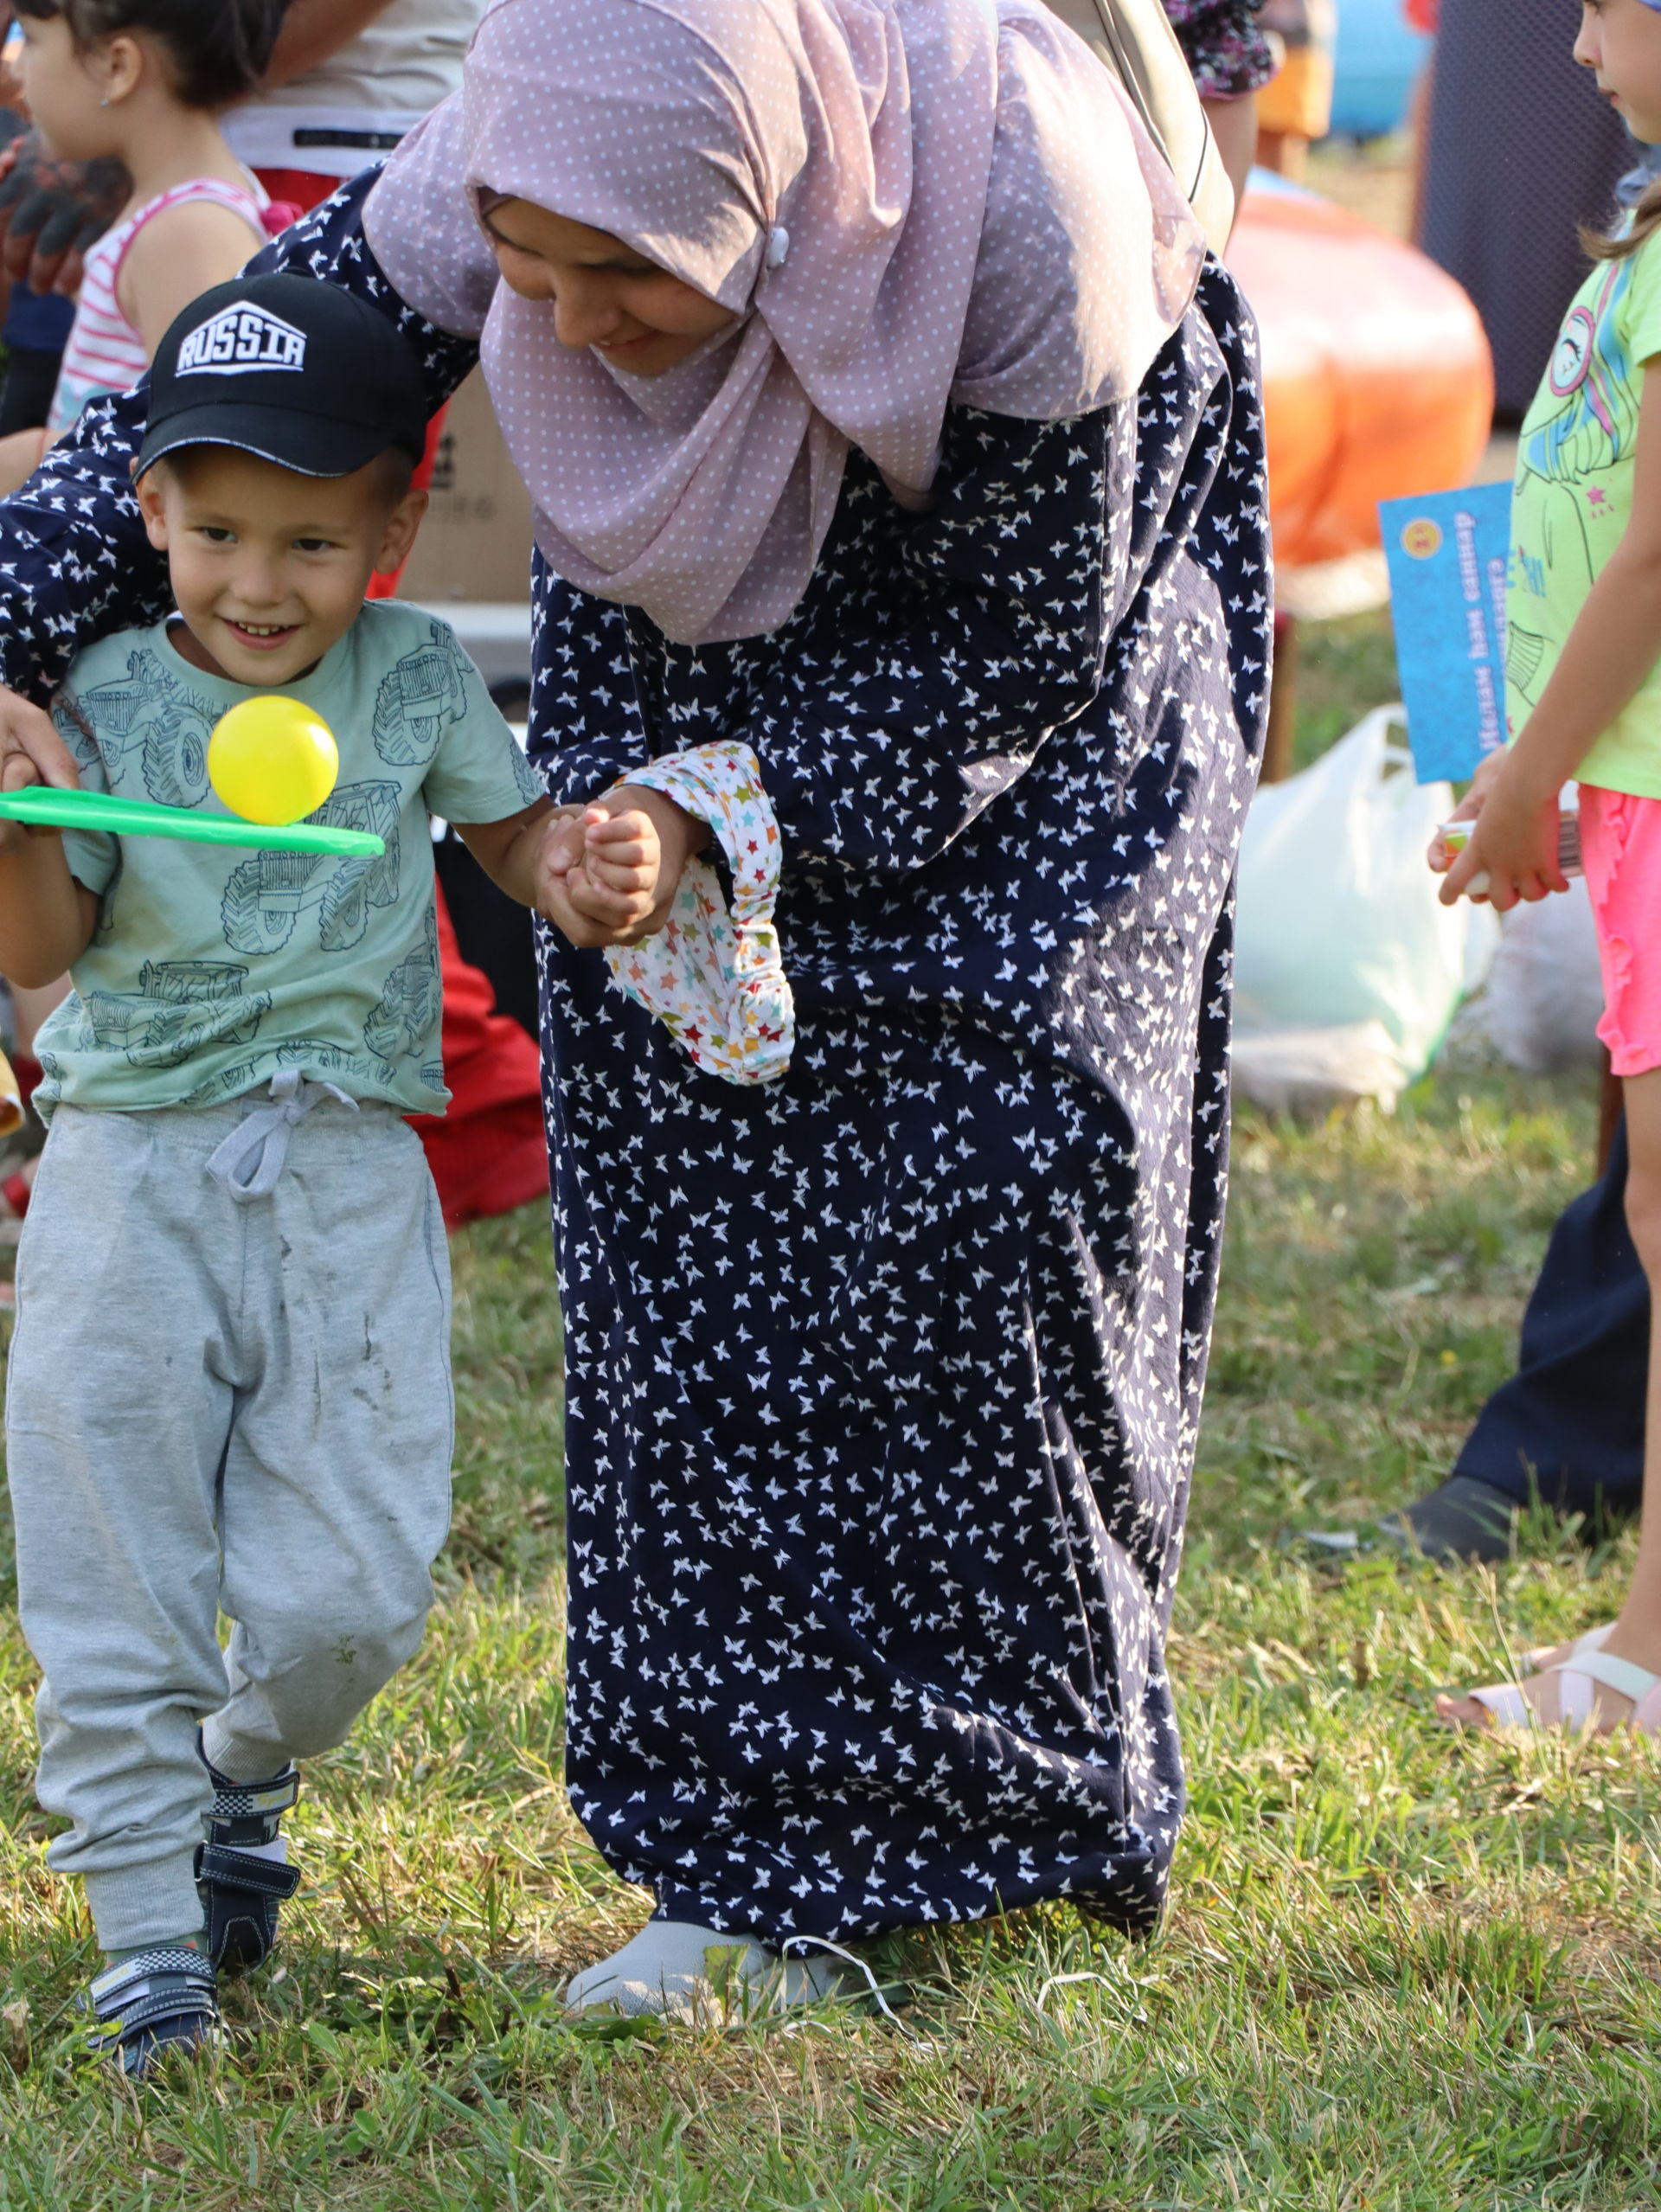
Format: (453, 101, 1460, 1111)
(370, 485, 429, 578)
(98, 32, 144, 106)
(134, 471, 170, 551)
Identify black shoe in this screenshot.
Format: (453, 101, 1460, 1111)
(195, 1740, 301, 1975)
(86, 1947, 219, 2078)
(1379, 1474, 1518, 1562)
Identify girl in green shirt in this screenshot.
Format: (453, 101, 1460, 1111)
(1440, 0, 1661, 1737)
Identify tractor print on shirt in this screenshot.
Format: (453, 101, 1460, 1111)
(220, 781, 402, 955)
(362, 902, 440, 1077)
(372, 620, 472, 766)
(57, 647, 217, 806)
(180, 1035, 376, 1106)
(77, 959, 272, 1069)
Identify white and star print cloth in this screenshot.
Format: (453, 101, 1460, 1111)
(606, 740, 792, 1085)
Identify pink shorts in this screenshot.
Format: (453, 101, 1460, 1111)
(1580, 784, 1661, 1077)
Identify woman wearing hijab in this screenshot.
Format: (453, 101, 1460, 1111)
(0, 0, 1269, 2016)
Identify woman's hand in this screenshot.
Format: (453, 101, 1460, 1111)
(0, 687, 79, 792)
(0, 689, 80, 859)
(535, 782, 708, 949)
(1437, 752, 1568, 910)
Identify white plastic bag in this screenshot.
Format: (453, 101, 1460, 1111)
(1460, 874, 1605, 1072)
(1232, 707, 1498, 1108)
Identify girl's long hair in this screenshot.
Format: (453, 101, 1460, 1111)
(1585, 176, 1661, 264)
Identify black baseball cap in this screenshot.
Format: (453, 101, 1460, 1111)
(135, 272, 430, 482)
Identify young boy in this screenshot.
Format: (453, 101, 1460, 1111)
(0, 272, 653, 2076)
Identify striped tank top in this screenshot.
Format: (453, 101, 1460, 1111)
(47, 175, 271, 437)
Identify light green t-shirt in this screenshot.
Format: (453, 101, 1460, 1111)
(34, 600, 543, 1119)
(1508, 229, 1661, 796)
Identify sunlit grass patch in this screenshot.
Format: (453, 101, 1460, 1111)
(6, 1061, 1660, 2207)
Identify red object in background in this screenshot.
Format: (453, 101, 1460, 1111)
(1402, 0, 1438, 32)
(1226, 176, 1492, 570)
(407, 888, 549, 1229)
(259, 167, 549, 1231)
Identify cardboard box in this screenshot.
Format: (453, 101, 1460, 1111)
(398, 368, 535, 605)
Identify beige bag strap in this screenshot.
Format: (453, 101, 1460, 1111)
(1039, 0, 1236, 255)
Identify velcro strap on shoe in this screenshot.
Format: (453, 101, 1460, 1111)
(195, 1841, 302, 1900)
(206, 1766, 300, 1822)
(87, 1949, 218, 2047)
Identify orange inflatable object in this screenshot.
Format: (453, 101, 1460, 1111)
(1227, 175, 1494, 571)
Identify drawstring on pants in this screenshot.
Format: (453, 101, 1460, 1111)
(205, 1070, 357, 1202)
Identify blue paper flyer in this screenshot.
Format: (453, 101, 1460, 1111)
(1380, 479, 1512, 785)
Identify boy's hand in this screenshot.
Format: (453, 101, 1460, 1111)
(536, 784, 707, 950)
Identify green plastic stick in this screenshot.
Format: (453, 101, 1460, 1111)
(0, 785, 384, 856)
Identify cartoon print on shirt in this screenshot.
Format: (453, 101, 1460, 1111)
(1508, 257, 1637, 709)
(220, 782, 402, 953)
(362, 901, 440, 1074)
(76, 959, 272, 1069)
(62, 647, 217, 806)
(372, 620, 471, 766)
(179, 1035, 377, 1106)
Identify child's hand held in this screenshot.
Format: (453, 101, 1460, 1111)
(536, 785, 708, 952)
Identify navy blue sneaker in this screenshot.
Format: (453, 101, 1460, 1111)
(195, 1741, 301, 1974)
(87, 1947, 219, 2077)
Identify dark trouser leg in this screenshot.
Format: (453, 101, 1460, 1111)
(1391, 1117, 1647, 1557)
(1457, 1114, 1646, 1516)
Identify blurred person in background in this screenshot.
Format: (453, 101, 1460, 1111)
(1163, 0, 1274, 207)
(1254, 0, 1336, 181)
(1416, 0, 1633, 420)
(0, 0, 285, 497)
(224, 0, 483, 254)
(0, 24, 94, 436)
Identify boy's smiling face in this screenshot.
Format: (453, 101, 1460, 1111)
(135, 445, 427, 686)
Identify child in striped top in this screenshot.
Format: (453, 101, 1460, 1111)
(0, 0, 285, 496)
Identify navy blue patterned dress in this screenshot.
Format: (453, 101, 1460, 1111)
(0, 178, 1270, 1944)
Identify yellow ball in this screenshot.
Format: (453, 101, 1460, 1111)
(208, 696, 338, 827)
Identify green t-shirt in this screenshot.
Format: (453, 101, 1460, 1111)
(34, 600, 543, 1119)
(1508, 229, 1661, 796)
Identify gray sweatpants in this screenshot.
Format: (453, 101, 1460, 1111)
(4, 1089, 454, 1952)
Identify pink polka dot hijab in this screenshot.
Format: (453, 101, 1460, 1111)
(365, 0, 1205, 644)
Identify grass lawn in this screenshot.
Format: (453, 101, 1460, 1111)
(3, 623, 1658, 2205)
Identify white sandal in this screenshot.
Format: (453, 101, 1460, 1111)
(1460, 1625, 1661, 1734)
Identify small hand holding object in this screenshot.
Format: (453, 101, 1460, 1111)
(1426, 747, 1501, 883)
(536, 785, 707, 950)
(1434, 751, 1568, 912)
